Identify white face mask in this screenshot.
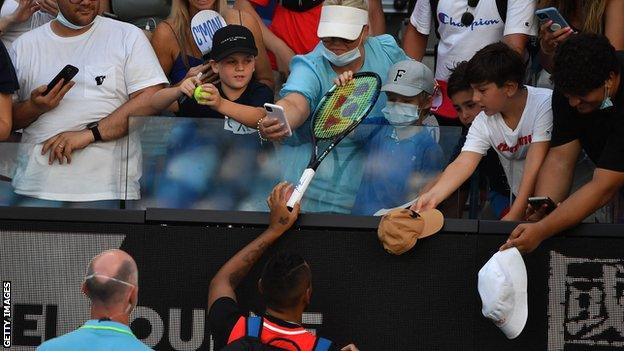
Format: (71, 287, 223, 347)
(321, 39, 362, 67)
(56, 10, 95, 30)
(600, 84, 614, 110)
(382, 101, 421, 127)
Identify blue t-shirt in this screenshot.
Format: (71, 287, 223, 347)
(37, 320, 150, 351)
(351, 125, 444, 215)
(278, 35, 408, 213)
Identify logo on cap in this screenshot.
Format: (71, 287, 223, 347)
(394, 69, 406, 82)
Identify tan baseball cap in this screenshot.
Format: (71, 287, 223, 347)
(377, 208, 444, 255)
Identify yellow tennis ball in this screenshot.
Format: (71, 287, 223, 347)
(193, 86, 210, 101)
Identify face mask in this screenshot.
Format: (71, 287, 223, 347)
(600, 84, 614, 110)
(56, 10, 95, 30)
(321, 39, 362, 67)
(382, 101, 421, 127)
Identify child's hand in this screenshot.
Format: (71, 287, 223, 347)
(334, 70, 354, 87)
(194, 84, 222, 108)
(180, 76, 201, 98)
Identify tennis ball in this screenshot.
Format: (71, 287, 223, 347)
(193, 86, 210, 101)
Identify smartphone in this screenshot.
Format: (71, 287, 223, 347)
(43, 65, 79, 96)
(535, 7, 570, 32)
(528, 196, 557, 214)
(264, 103, 292, 137)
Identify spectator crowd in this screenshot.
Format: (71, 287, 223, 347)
(1, 0, 624, 349)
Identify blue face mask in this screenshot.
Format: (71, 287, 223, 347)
(600, 84, 614, 110)
(382, 101, 421, 127)
(321, 41, 362, 67)
(56, 10, 95, 30)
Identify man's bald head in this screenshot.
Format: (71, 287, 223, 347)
(84, 249, 138, 307)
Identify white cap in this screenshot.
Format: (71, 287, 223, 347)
(317, 5, 368, 41)
(478, 248, 528, 339)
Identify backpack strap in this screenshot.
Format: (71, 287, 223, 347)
(312, 337, 332, 351)
(246, 316, 263, 339)
(496, 0, 507, 23)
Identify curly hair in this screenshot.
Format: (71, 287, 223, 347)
(447, 61, 471, 98)
(260, 252, 311, 312)
(552, 33, 620, 96)
(465, 42, 525, 87)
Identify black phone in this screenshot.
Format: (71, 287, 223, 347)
(528, 196, 557, 213)
(42, 65, 79, 96)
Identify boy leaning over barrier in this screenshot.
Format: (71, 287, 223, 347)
(351, 60, 444, 215)
(151, 24, 273, 130)
(412, 42, 553, 221)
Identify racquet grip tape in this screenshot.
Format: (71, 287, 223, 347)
(287, 168, 316, 210)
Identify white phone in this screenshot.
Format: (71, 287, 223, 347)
(264, 103, 292, 137)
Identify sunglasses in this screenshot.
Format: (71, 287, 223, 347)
(461, 0, 480, 26)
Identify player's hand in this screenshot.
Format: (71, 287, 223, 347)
(30, 79, 75, 114)
(37, 0, 58, 16)
(259, 116, 289, 141)
(539, 20, 574, 55)
(179, 76, 201, 98)
(41, 129, 94, 165)
(334, 70, 354, 86)
(410, 191, 440, 212)
(7, 0, 40, 24)
(499, 222, 547, 254)
(193, 83, 222, 108)
(341, 344, 359, 351)
(267, 182, 300, 233)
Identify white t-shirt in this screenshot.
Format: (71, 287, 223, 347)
(0, 0, 55, 48)
(462, 86, 553, 195)
(10, 16, 168, 201)
(410, 0, 537, 81)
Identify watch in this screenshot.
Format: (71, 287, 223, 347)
(87, 122, 102, 142)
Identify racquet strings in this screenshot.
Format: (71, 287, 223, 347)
(313, 75, 380, 140)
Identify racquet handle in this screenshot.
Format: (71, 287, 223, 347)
(287, 168, 316, 210)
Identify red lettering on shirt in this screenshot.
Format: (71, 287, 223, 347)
(497, 134, 532, 153)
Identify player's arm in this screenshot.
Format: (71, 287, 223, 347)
(208, 183, 300, 310)
(503, 141, 549, 221)
(412, 151, 482, 211)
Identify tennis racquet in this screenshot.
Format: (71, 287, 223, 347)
(286, 72, 382, 209)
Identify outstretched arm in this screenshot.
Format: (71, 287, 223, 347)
(208, 183, 300, 310)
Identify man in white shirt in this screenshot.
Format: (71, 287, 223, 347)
(402, 0, 536, 123)
(10, 0, 167, 202)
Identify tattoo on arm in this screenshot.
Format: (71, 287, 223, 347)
(227, 241, 269, 287)
(278, 216, 288, 225)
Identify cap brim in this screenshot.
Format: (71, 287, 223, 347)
(211, 47, 258, 62)
(498, 248, 528, 339)
(415, 209, 444, 238)
(381, 83, 423, 97)
(498, 290, 528, 339)
(317, 22, 364, 41)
